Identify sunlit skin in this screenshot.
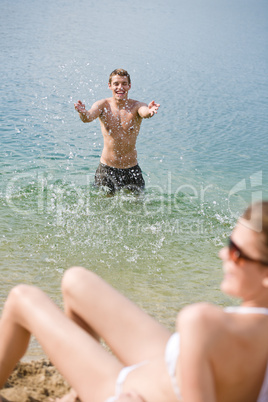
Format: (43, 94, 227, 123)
(74, 75, 160, 169)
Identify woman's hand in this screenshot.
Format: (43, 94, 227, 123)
(116, 391, 145, 402)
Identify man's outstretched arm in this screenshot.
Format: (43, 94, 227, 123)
(74, 100, 104, 123)
(138, 101, 160, 119)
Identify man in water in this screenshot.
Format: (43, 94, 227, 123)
(74, 69, 160, 194)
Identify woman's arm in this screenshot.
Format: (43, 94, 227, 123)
(177, 303, 218, 402)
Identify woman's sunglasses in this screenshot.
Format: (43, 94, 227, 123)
(228, 238, 268, 266)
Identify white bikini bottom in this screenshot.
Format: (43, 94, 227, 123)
(105, 361, 147, 402)
(105, 333, 181, 401)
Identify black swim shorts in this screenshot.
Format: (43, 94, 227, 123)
(94, 163, 145, 194)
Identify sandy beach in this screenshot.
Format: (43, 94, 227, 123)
(1, 359, 71, 402)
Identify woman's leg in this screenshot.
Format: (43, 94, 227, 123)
(62, 267, 171, 365)
(0, 284, 122, 402)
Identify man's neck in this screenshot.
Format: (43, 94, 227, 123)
(112, 97, 129, 109)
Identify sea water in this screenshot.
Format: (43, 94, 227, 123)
(0, 0, 267, 359)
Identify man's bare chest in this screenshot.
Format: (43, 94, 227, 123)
(101, 108, 139, 132)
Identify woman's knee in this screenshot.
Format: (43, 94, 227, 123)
(62, 266, 86, 293)
(4, 284, 40, 317)
(61, 266, 98, 297)
(8, 284, 35, 302)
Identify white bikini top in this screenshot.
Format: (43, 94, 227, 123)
(165, 306, 268, 401)
(224, 306, 268, 315)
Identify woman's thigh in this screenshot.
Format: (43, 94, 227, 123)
(62, 267, 171, 365)
(2, 284, 122, 402)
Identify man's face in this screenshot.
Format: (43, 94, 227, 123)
(108, 75, 131, 101)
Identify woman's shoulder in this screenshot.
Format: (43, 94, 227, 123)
(178, 302, 225, 322)
(177, 303, 229, 340)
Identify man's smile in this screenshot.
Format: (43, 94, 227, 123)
(115, 90, 125, 96)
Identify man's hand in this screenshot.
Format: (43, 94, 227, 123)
(148, 100, 160, 116)
(74, 100, 87, 115)
(74, 99, 104, 123)
(138, 101, 160, 119)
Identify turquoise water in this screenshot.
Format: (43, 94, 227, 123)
(1, 0, 268, 358)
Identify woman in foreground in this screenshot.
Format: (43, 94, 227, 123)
(0, 201, 268, 402)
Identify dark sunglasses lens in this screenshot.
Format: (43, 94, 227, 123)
(228, 238, 268, 266)
(228, 239, 240, 262)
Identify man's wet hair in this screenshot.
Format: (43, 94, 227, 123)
(109, 69, 131, 85)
